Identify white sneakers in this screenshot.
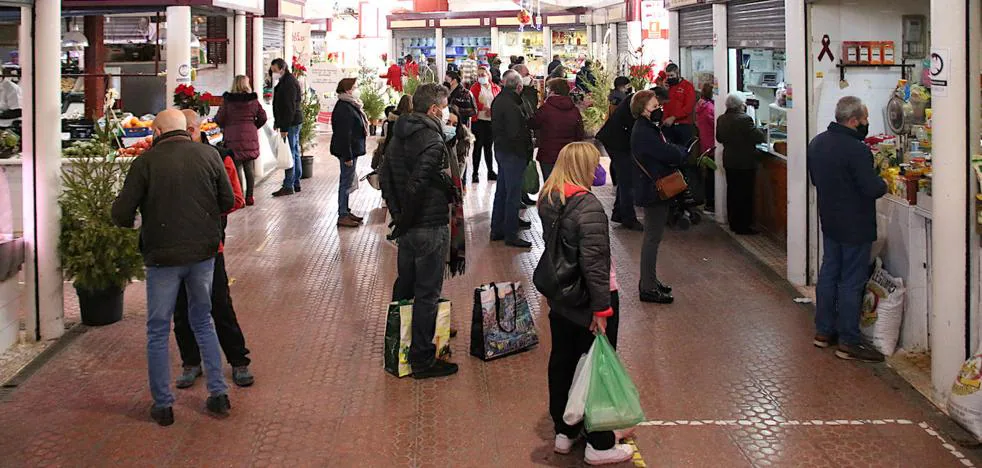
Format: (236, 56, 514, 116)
(584, 443, 635, 466)
(555, 434, 635, 465)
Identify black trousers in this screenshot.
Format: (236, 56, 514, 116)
(609, 152, 637, 224)
(726, 168, 757, 232)
(174, 253, 251, 367)
(704, 166, 716, 208)
(234, 159, 256, 199)
(548, 291, 621, 450)
(471, 119, 495, 178)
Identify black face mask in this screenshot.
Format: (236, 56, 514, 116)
(856, 123, 869, 139)
(443, 81, 452, 89)
(650, 108, 664, 123)
(667, 77, 681, 86)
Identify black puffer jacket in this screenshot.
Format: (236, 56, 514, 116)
(381, 113, 453, 235)
(272, 72, 303, 130)
(538, 189, 611, 329)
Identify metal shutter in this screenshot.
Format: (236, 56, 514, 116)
(727, 0, 785, 49)
(616, 22, 629, 56)
(679, 6, 712, 47)
(104, 16, 152, 44)
(263, 19, 284, 50)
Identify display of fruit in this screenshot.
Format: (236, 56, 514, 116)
(0, 130, 19, 158)
(63, 139, 112, 159)
(122, 116, 153, 129)
(61, 77, 77, 93)
(201, 121, 218, 132)
(117, 136, 152, 158)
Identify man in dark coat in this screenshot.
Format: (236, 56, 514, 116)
(715, 93, 766, 235)
(808, 96, 887, 363)
(597, 92, 643, 231)
(381, 83, 460, 379)
(270, 58, 304, 196)
(514, 64, 540, 206)
(547, 55, 563, 76)
(490, 70, 534, 249)
(445, 70, 475, 126)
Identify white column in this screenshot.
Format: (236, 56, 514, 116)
(595, 24, 604, 60)
(668, 11, 679, 65)
(234, 13, 247, 76)
(930, 0, 972, 399)
(586, 23, 594, 58)
(166, 6, 192, 102)
(608, 24, 618, 73)
(490, 26, 500, 53)
(543, 25, 552, 69)
(224, 17, 235, 88)
(435, 27, 444, 81)
(22, 0, 64, 342)
(252, 16, 264, 94)
(627, 21, 642, 57)
(785, 0, 808, 285)
(284, 20, 295, 65)
(712, 3, 728, 220)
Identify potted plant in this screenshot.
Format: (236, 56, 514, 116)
(580, 61, 614, 138)
(173, 84, 212, 116)
(59, 119, 144, 326)
(299, 89, 321, 179)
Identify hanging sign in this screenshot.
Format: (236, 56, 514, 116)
(640, 1, 669, 40)
(930, 48, 949, 97)
(665, 0, 700, 8)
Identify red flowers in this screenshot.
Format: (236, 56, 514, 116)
(291, 56, 308, 78)
(175, 84, 196, 98)
(173, 84, 210, 116)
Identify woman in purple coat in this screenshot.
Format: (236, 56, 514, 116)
(215, 75, 268, 206)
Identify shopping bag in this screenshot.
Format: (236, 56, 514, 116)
(523, 161, 540, 195)
(584, 334, 645, 432)
(949, 346, 982, 441)
(860, 258, 905, 356)
(592, 164, 607, 187)
(470, 282, 539, 361)
(384, 299, 452, 377)
(563, 346, 595, 426)
(347, 169, 360, 194)
(275, 136, 294, 170)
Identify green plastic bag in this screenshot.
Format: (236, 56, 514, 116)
(584, 334, 645, 432)
(523, 160, 540, 195)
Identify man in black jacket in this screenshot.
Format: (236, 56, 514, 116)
(111, 109, 236, 426)
(808, 96, 887, 363)
(490, 70, 534, 248)
(445, 70, 475, 126)
(597, 93, 643, 231)
(383, 83, 459, 379)
(270, 58, 304, 197)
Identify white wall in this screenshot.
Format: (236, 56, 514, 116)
(0, 275, 19, 353)
(808, 0, 930, 137)
(195, 63, 234, 97)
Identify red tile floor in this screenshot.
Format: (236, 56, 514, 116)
(1, 138, 980, 467)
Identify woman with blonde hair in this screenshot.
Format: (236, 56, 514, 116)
(215, 74, 267, 206)
(537, 142, 634, 465)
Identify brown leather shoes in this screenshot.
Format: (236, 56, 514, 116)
(337, 215, 361, 228)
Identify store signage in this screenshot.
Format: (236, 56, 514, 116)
(640, 0, 669, 40)
(309, 62, 343, 106)
(293, 22, 312, 67)
(213, 0, 263, 13)
(930, 48, 949, 97)
(666, 0, 700, 8)
(177, 63, 191, 84)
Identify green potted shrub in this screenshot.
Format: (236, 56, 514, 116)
(299, 89, 321, 179)
(59, 124, 144, 326)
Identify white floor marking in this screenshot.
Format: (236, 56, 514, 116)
(637, 419, 975, 467)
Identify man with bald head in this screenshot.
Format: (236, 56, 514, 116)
(112, 108, 236, 426)
(172, 109, 254, 390)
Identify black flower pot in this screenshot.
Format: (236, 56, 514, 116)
(75, 285, 124, 326)
(301, 155, 314, 179)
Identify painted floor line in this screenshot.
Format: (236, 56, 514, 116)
(637, 418, 974, 467)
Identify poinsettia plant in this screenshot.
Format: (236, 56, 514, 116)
(292, 55, 308, 78)
(173, 84, 211, 116)
(628, 64, 654, 92)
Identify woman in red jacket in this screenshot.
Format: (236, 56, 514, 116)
(530, 78, 584, 181)
(215, 75, 268, 206)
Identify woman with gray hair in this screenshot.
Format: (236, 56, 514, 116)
(715, 93, 766, 235)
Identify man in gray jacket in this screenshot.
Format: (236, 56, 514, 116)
(111, 109, 236, 426)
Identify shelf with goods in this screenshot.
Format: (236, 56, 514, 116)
(551, 29, 589, 76)
(870, 82, 933, 209)
(398, 36, 438, 63)
(499, 29, 545, 76)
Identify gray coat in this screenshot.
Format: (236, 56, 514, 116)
(537, 190, 611, 329)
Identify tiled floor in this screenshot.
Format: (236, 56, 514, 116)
(0, 136, 979, 467)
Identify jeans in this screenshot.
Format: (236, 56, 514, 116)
(282, 124, 302, 189)
(548, 298, 620, 451)
(173, 253, 250, 368)
(234, 159, 256, 199)
(490, 148, 527, 241)
(540, 162, 555, 183)
(640, 204, 669, 292)
(391, 225, 450, 370)
(471, 119, 495, 179)
(726, 168, 757, 232)
(338, 156, 358, 216)
(609, 152, 637, 224)
(816, 236, 872, 346)
(146, 258, 227, 408)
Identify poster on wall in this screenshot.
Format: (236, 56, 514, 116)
(292, 22, 313, 69)
(640, 1, 669, 40)
(309, 61, 343, 117)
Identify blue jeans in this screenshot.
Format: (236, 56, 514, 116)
(540, 162, 555, 183)
(815, 236, 872, 346)
(391, 226, 449, 370)
(338, 156, 358, 216)
(490, 148, 527, 241)
(282, 124, 302, 189)
(146, 258, 228, 408)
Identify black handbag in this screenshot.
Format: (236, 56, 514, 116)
(533, 196, 590, 307)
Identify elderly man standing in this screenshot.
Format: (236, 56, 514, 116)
(513, 63, 540, 206)
(716, 93, 766, 235)
(490, 70, 534, 249)
(112, 109, 235, 426)
(808, 96, 887, 363)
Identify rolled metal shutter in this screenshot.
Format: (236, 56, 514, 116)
(263, 19, 284, 50)
(727, 0, 785, 49)
(679, 6, 713, 47)
(616, 22, 629, 55)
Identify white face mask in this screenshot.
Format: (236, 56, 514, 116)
(522, 76, 533, 86)
(351, 89, 361, 99)
(478, 76, 489, 85)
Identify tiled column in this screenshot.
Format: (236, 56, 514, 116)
(166, 6, 192, 100)
(234, 13, 247, 76)
(252, 16, 264, 94)
(785, 0, 808, 285)
(711, 3, 727, 222)
(668, 10, 679, 65)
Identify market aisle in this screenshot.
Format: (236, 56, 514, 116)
(0, 137, 978, 467)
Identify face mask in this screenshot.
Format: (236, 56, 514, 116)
(351, 89, 361, 99)
(650, 108, 664, 123)
(443, 81, 452, 89)
(273, 71, 284, 80)
(443, 124, 457, 142)
(667, 77, 680, 86)
(523, 76, 533, 86)
(856, 123, 870, 139)
(478, 76, 489, 85)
